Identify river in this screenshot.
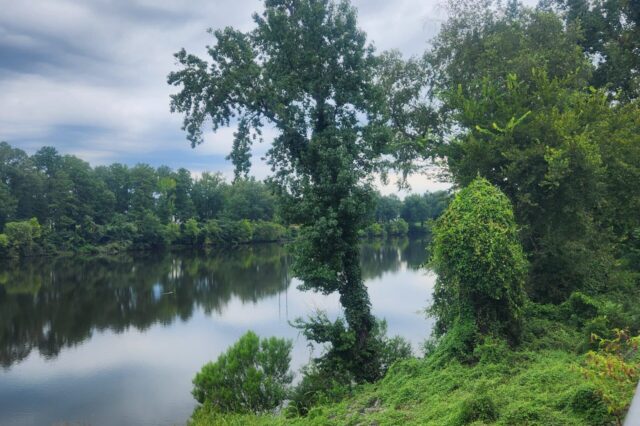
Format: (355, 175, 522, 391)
(0, 238, 435, 426)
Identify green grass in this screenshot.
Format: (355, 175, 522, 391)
(190, 300, 638, 426)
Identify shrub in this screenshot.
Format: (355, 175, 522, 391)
(215, 219, 253, 244)
(365, 222, 384, 238)
(376, 320, 413, 375)
(569, 385, 611, 425)
(164, 222, 181, 244)
(561, 292, 599, 327)
(286, 362, 353, 417)
(203, 219, 223, 245)
(385, 218, 409, 236)
(4, 218, 41, 256)
(133, 211, 167, 248)
(473, 335, 510, 364)
(252, 221, 286, 242)
(0, 233, 8, 256)
(429, 177, 528, 346)
(183, 218, 201, 245)
(192, 331, 293, 414)
(105, 214, 137, 243)
(289, 315, 412, 416)
(579, 329, 640, 423)
(457, 394, 499, 425)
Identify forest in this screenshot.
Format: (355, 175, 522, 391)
(161, 0, 640, 424)
(0, 141, 449, 258)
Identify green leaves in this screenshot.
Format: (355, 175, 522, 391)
(429, 178, 527, 344)
(169, 0, 398, 382)
(192, 331, 293, 414)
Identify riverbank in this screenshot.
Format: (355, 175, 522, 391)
(0, 217, 427, 260)
(190, 286, 640, 425)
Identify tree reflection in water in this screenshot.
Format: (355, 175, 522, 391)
(0, 238, 428, 368)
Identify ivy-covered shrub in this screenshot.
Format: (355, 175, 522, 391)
(428, 177, 528, 347)
(192, 331, 293, 414)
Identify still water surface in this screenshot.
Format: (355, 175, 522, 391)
(0, 238, 434, 426)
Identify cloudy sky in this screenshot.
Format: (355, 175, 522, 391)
(0, 0, 460, 193)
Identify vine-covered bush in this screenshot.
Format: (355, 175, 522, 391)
(429, 177, 528, 346)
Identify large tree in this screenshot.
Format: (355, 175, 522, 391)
(545, 0, 640, 101)
(168, 0, 405, 381)
(427, 2, 621, 301)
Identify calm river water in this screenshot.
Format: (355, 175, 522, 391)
(0, 238, 435, 426)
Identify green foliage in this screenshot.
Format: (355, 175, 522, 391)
(375, 194, 402, 222)
(133, 211, 167, 249)
(164, 222, 181, 244)
(192, 322, 625, 425)
(223, 178, 276, 222)
(579, 329, 640, 422)
(291, 313, 412, 414)
(429, 178, 527, 344)
(429, 3, 640, 301)
(547, 0, 640, 101)
(569, 385, 610, 425)
(286, 362, 353, 417)
(560, 292, 600, 327)
(457, 394, 499, 425)
(183, 218, 201, 245)
(168, 0, 419, 382)
(4, 218, 41, 256)
(0, 233, 8, 256)
(192, 331, 293, 414)
(252, 221, 286, 243)
(384, 218, 409, 236)
(364, 222, 384, 238)
(0, 140, 292, 257)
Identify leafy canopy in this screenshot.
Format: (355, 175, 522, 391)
(168, 0, 418, 382)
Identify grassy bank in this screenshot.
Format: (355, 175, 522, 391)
(189, 291, 640, 426)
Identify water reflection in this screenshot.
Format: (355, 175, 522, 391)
(0, 238, 431, 426)
(0, 238, 428, 369)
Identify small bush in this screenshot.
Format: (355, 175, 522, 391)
(365, 222, 384, 238)
(192, 331, 293, 414)
(286, 362, 353, 417)
(376, 320, 413, 375)
(561, 292, 599, 326)
(457, 394, 499, 425)
(385, 218, 409, 236)
(183, 218, 201, 244)
(164, 222, 181, 244)
(569, 385, 611, 425)
(4, 218, 42, 256)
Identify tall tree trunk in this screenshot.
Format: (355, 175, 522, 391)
(339, 243, 379, 382)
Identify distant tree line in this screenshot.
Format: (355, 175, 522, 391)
(363, 191, 450, 238)
(0, 142, 287, 257)
(0, 142, 446, 257)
